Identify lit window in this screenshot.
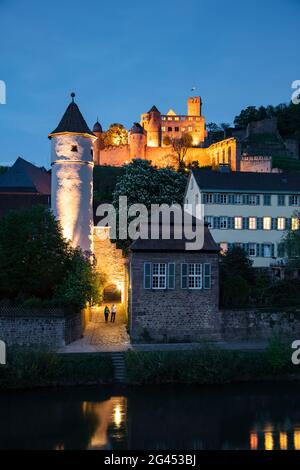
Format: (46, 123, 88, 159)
(249, 217, 257, 230)
(188, 263, 202, 289)
(188, 117, 193, 121)
(263, 217, 272, 230)
(220, 242, 228, 254)
(167, 117, 173, 121)
(248, 243, 256, 257)
(162, 117, 166, 121)
(277, 217, 285, 230)
(181, 127, 186, 132)
(289, 195, 298, 206)
(196, 117, 201, 121)
(188, 126, 193, 132)
(174, 117, 179, 121)
(292, 217, 299, 231)
(152, 263, 167, 289)
(161, 126, 166, 132)
(235, 217, 243, 230)
(220, 216, 228, 229)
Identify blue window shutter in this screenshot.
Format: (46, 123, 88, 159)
(286, 218, 291, 230)
(144, 263, 151, 289)
(271, 218, 276, 230)
(242, 217, 248, 230)
(271, 244, 275, 257)
(243, 243, 248, 254)
(256, 195, 260, 205)
(204, 263, 211, 289)
(214, 194, 218, 204)
(256, 244, 260, 257)
(228, 217, 234, 229)
(261, 244, 265, 257)
(181, 263, 188, 289)
(168, 263, 175, 289)
(257, 217, 263, 230)
(214, 217, 220, 229)
(228, 194, 234, 204)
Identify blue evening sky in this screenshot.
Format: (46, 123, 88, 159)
(0, 0, 299, 168)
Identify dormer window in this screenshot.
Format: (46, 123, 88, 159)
(71, 145, 78, 152)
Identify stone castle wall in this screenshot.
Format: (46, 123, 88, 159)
(0, 307, 88, 347)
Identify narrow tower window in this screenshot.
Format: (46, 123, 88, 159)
(71, 145, 78, 152)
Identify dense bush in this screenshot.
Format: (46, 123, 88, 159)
(0, 349, 113, 389)
(0, 205, 101, 310)
(125, 339, 294, 385)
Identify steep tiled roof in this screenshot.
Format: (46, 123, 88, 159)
(49, 95, 94, 137)
(130, 122, 145, 134)
(0, 157, 51, 194)
(192, 169, 300, 192)
(148, 105, 160, 114)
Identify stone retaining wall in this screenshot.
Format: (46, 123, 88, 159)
(0, 307, 90, 348)
(221, 309, 300, 341)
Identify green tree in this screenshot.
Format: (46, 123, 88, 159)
(102, 123, 128, 146)
(220, 246, 255, 308)
(0, 206, 101, 309)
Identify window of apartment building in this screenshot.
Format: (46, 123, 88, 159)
(277, 217, 285, 230)
(263, 217, 272, 230)
(278, 195, 285, 206)
(234, 194, 243, 204)
(181, 127, 186, 132)
(277, 243, 285, 258)
(168, 127, 172, 132)
(292, 217, 299, 231)
(234, 216, 243, 230)
(161, 126, 166, 132)
(174, 127, 179, 132)
(188, 126, 193, 132)
(263, 194, 271, 206)
(249, 194, 258, 205)
(220, 216, 228, 229)
(180, 117, 185, 121)
(204, 193, 214, 204)
(188, 117, 193, 121)
(152, 263, 167, 289)
(204, 216, 214, 228)
(174, 117, 179, 121)
(248, 243, 257, 257)
(263, 244, 272, 258)
(289, 195, 299, 206)
(249, 217, 257, 230)
(218, 194, 227, 204)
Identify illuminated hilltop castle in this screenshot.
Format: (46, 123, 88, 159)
(93, 96, 241, 171)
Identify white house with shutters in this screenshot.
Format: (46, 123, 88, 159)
(184, 169, 300, 267)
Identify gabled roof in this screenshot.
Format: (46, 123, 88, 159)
(167, 108, 177, 116)
(0, 157, 51, 194)
(130, 211, 219, 253)
(148, 105, 160, 114)
(191, 169, 300, 193)
(49, 94, 94, 137)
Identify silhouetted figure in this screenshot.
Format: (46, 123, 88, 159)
(111, 304, 116, 323)
(104, 305, 110, 323)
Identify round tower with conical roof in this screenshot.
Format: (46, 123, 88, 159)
(129, 122, 146, 159)
(140, 105, 161, 147)
(48, 93, 96, 254)
(92, 119, 103, 165)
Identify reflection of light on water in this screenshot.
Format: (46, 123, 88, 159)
(280, 432, 288, 450)
(294, 430, 300, 450)
(250, 432, 258, 450)
(114, 404, 122, 428)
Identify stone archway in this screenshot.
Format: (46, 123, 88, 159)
(103, 283, 122, 303)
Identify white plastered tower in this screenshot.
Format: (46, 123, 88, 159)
(49, 93, 96, 254)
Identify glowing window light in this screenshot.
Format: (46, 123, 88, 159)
(114, 404, 122, 428)
(250, 432, 258, 450)
(294, 430, 300, 450)
(264, 432, 274, 451)
(280, 432, 288, 450)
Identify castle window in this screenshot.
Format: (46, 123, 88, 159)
(152, 263, 167, 289)
(196, 117, 201, 121)
(188, 126, 193, 132)
(162, 126, 166, 132)
(181, 127, 186, 132)
(168, 127, 172, 132)
(71, 145, 78, 152)
(175, 117, 179, 121)
(162, 117, 166, 121)
(175, 127, 179, 132)
(188, 117, 193, 121)
(167, 117, 173, 121)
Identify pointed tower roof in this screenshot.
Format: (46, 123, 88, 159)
(130, 122, 145, 134)
(148, 105, 160, 114)
(93, 120, 103, 133)
(49, 93, 95, 138)
(0, 157, 51, 194)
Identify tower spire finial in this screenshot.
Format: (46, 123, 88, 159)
(71, 92, 75, 102)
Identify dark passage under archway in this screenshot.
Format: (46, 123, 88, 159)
(103, 283, 122, 303)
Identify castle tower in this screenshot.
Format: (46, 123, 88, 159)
(188, 96, 201, 116)
(129, 122, 146, 159)
(140, 105, 161, 147)
(92, 119, 103, 165)
(48, 93, 96, 253)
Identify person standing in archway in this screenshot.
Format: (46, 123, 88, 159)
(104, 305, 110, 323)
(111, 304, 117, 323)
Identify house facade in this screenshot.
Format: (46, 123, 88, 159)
(185, 169, 300, 267)
(129, 223, 220, 342)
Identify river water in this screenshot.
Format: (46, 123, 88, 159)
(0, 382, 299, 450)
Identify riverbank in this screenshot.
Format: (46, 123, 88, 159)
(0, 337, 299, 390)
